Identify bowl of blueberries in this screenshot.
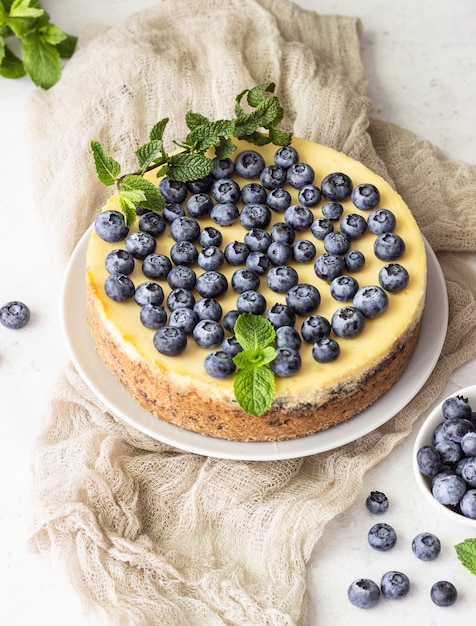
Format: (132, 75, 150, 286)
(413, 384, 476, 528)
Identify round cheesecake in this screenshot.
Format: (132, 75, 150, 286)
(86, 137, 427, 442)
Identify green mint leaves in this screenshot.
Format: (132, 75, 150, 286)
(91, 82, 292, 228)
(455, 538, 476, 576)
(233, 313, 277, 417)
(0, 0, 77, 88)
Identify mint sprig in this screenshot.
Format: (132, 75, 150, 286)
(232, 313, 277, 417)
(90, 82, 292, 229)
(0, 0, 77, 88)
(455, 538, 476, 576)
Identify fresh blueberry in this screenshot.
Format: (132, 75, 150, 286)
(244, 228, 272, 253)
(286, 283, 321, 316)
(276, 325, 302, 351)
(170, 216, 200, 242)
(432, 473, 466, 505)
(166, 265, 196, 290)
(163, 202, 185, 223)
(158, 177, 188, 203)
(193, 298, 222, 322)
(186, 193, 213, 218)
(221, 336, 243, 357)
(459, 489, 476, 518)
(260, 164, 286, 190)
(270, 348, 301, 377)
(347, 579, 380, 609)
(265, 303, 296, 329)
(271, 222, 296, 244)
(0, 301, 30, 329)
(292, 240, 316, 263)
(374, 232, 406, 261)
(231, 268, 260, 293)
(223, 310, 240, 332)
(461, 431, 476, 456)
(138, 211, 166, 237)
(104, 274, 135, 302)
(134, 281, 164, 306)
(139, 303, 167, 329)
(170, 241, 198, 266)
(211, 178, 241, 203)
(267, 265, 298, 294)
(301, 315, 331, 343)
(380, 571, 410, 600)
(353, 286, 389, 318)
(340, 213, 367, 238)
(411, 532, 441, 561)
(224, 241, 250, 265)
(236, 290, 267, 315)
(193, 319, 225, 348)
(186, 175, 214, 194)
(196, 271, 228, 299)
(284, 204, 314, 231)
(323, 231, 351, 255)
(367, 209, 396, 235)
(344, 249, 365, 272)
(95, 210, 129, 242)
(267, 241, 293, 266)
(240, 203, 272, 230)
(365, 491, 389, 514)
(430, 581, 457, 607)
(246, 251, 270, 275)
(153, 326, 187, 356)
(312, 337, 340, 363)
(274, 145, 299, 169)
(368, 522, 397, 551)
(321, 172, 353, 201)
(442, 418, 475, 443)
(432, 422, 446, 445)
(198, 246, 225, 270)
(435, 439, 463, 465)
(378, 263, 409, 292)
(314, 253, 345, 282)
(125, 231, 156, 260)
(298, 184, 322, 207)
(234, 150, 265, 179)
(456, 456, 476, 487)
(210, 202, 240, 226)
(167, 288, 195, 311)
(266, 188, 292, 212)
(212, 157, 234, 179)
(241, 182, 267, 204)
(330, 275, 359, 302)
(105, 249, 135, 275)
(442, 395, 473, 420)
(204, 350, 236, 378)
(352, 183, 380, 210)
(321, 202, 343, 220)
(311, 217, 333, 240)
(331, 306, 365, 338)
(416, 445, 441, 476)
(199, 226, 223, 248)
(286, 162, 315, 188)
(169, 307, 199, 334)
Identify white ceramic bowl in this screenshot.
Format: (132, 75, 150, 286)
(413, 384, 476, 528)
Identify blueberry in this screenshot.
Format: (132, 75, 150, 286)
(240, 203, 272, 230)
(298, 184, 322, 206)
(139, 303, 167, 329)
(344, 249, 365, 272)
(158, 177, 187, 204)
(170, 241, 198, 266)
(236, 290, 267, 315)
(139, 211, 166, 236)
(378, 263, 409, 292)
(367, 209, 396, 235)
(234, 150, 265, 179)
(166, 265, 196, 290)
(224, 241, 250, 265)
(244, 228, 272, 253)
(368, 522, 397, 551)
(374, 232, 406, 261)
(330, 275, 359, 302)
(347, 578, 380, 609)
(292, 240, 316, 263)
(442, 418, 475, 443)
(435, 439, 463, 464)
(0, 301, 30, 329)
(430, 581, 457, 607)
(223, 310, 240, 332)
(380, 571, 410, 600)
(442, 395, 472, 420)
(193, 319, 225, 348)
(231, 268, 260, 293)
(270, 348, 301, 377)
(163, 202, 185, 223)
(284, 204, 314, 231)
(125, 231, 156, 260)
(323, 231, 351, 255)
(461, 431, 476, 456)
(134, 281, 164, 306)
(416, 445, 441, 476)
(365, 491, 389, 514)
(301, 315, 331, 343)
(193, 298, 222, 322)
(211, 178, 241, 203)
(456, 456, 476, 487)
(340, 213, 367, 238)
(321, 202, 343, 220)
(95, 210, 129, 242)
(104, 274, 135, 302)
(259, 164, 286, 190)
(246, 251, 270, 275)
(286, 162, 315, 188)
(204, 350, 236, 378)
(321, 172, 353, 201)
(353, 286, 389, 318)
(196, 271, 228, 299)
(352, 183, 380, 210)
(459, 489, 476, 518)
(169, 307, 199, 334)
(105, 249, 135, 275)
(153, 326, 187, 356)
(210, 202, 240, 226)
(265, 303, 296, 329)
(267, 241, 293, 266)
(312, 337, 340, 363)
(212, 157, 234, 179)
(331, 306, 365, 339)
(167, 288, 195, 311)
(266, 188, 292, 212)
(186, 193, 213, 218)
(186, 175, 214, 194)
(267, 265, 298, 294)
(274, 145, 299, 169)
(221, 336, 243, 357)
(271, 222, 295, 244)
(275, 326, 302, 351)
(432, 473, 466, 505)
(411, 532, 441, 561)
(311, 217, 333, 240)
(241, 182, 267, 204)
(199, 226, 223, 248)
(198, 246, 225, 270)
(314, 253, 345, 282)
(169, 216, 200, 242)
(286, 283, 321, 316)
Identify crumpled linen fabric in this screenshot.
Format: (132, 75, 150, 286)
(26, 1, 476, 624)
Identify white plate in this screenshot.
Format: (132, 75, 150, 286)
(61, 228, 448, 460)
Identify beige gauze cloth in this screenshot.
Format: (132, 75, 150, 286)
(26, 0, 476, 624)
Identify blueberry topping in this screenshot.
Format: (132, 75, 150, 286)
(275, 326, 302, 351)
(153, 326, 187, 356)
(163, 202, 185, 223)
(166, 265, 196, 290)
(138, 211, 166, 237)
(167, 288, 195, 311)
(323, 231, 351, 255)
(169, 216, 200, 242)
(286, 162, 315, 188)
(241, 182, 267, 204)
(212, 157, 234, 179)
(311, 217, 333, 240)
(301, 315, 331, 343)
(267, 265, 298, 293)
(234, 150, 265, 179)
(231, 268, 260, 293)
(105, 249, 135, 275)
(274, 145, 299, 169)
(267, 241, 293, 266)
(321, 172, 353, 201)
(374, 232, 405, 261)
(312, 337, 340, 363)
(321, 202, 343, 220)
(430, 581, 457, 607)
(284, 204, 314, 231)
(197, 246, 225, 270)
(314, 253, 345, 282)
(344, 249, 365, 272)
(236, 290, 267, 315)
(244, 228, 272, 253)
(378, 263, 409, 292)
(186, 175, 214, 194)
(365, 491, 389, 514)
(340, 213, 367, 238)
(134, 281, 164, 306)
(204, 351, 236, 378)
(266, 188, 292, 212)
(270, 348, 302, 377)
(158, 177, 187, 204)
(259, 164, 286, 190)
(211, 178, 241, 203)
(0, 301, 30, 329)
(298, 184, 322, 207)
(351, 183, 380, 210)
(368, 522, 397, 551)
(380, 571, 410, 600)
(292, 240, 316, 263)
(170, 241, 198, 266)
(193, 298, 222, 322)
(221, 336, 243, 357)
(265, 303, 296, 329)
(125, 231, 156, 260)
(286, 283, 321, 316)
(331, 306, 365, 338)
(95, 210, 129, 242)
(186, 193, 213, 218)
(196, 271, 228, 298)
(367, 208, 396, 235)
(347, 578, 380, 609)
(240, 203, 272, 230)
(223, 309, 240, 332)
(330, 275, 359, 302)
(210, 202, 240, 226)
(169, 307, 199, 334)
(139, 303, 167, 329)
(246, 251, 270, 275)
(271, 222, 296, 244)
(353, 286, 389, 318)
(224, 241, 250, 265)
(104, 274, 135, 302)
(193, 319, 225, 348)
(199, 226, 223, 248)
(411, 532, 441, 561)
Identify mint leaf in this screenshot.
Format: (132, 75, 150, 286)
(166, 152, 214, 182)
(149, 118, 169, 141)
(0, 43, 25, 78)
(119, 174, 166, 213)
(247, 82, 276, 107)
(38, 23, 67, 46)
(185, 119, 235, 153)
(234, 346, 276, 369)
(234, 312, 276, 351)
(9, 0, 43, 19)
(91, 141, 121, 186)
(55, 32, 76, 59)
(21, 35, 61, 88)
(185, 111, 210, 131)
(135, 140, 164, 173)
(455, 538, 476, 576)
(234, 364, 275, 418)
(118, 194, 140, 229)
(215, 135, 237, 160)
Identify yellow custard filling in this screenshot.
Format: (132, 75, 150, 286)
(86, 137, 426, 403)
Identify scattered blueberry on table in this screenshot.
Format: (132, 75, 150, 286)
(0, 301, 31, 329)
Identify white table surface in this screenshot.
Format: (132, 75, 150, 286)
(0, 1, 475, 625)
